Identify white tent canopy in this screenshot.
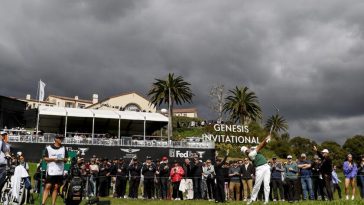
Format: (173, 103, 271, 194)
(36, 106, 168, 141)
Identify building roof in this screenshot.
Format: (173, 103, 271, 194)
(17, 98, 55, 104)
(173, 108, 198, 113)
(47, 95, 93, 104)
(38, 106, 168, 122)
(87, 91, 150, 108)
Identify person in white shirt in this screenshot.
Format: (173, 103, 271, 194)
(42, 135, 68, 205)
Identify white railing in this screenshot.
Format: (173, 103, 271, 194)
(6, 134, 215, 149)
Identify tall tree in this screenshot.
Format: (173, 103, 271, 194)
(290, 136, 317, 158)
(265, 114, 289, 134)
(343, 135, 364, 162)
(223, 86, 262, 125)
(148, 73, 193, 139)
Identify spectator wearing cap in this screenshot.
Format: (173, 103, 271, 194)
(128, 156, 142, 199)
(202, 159, 215, 201)
(159, 156, 170, 199)
(358, 155, 364, 199)
(42, 135, 68, 205)
(284, 155, 299, 203)
(311, 155, 324, 200)
(241, 157, 254, 201)
(170, 161, 184, 200)
(270, 157, 285, 201)
(343, 153, 358, 200)
(142, 156, 156, 199)
(313, 146, 333, 201)
(297, 153, 314, 200)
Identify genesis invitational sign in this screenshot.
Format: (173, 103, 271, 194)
(202, 124, 260, 144)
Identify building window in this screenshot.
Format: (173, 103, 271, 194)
(124, 103, 141, 112)
(78, 103, 86, 108)
(65, 102, 75, 108)
(183, 114, 187, 117)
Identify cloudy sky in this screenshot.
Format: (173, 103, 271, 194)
(1, 0, 363, 144)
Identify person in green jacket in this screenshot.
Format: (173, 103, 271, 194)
(284, 155, 299, 202)
(241, 134, 271, 205)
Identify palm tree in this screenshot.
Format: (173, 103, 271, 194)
(265, 114, 288, 134)
(148, 73, 193, 140)
(223, 86, 262, 125)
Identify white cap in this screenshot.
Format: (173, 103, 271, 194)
(321, 149, 329, 153)
(287, 155, 293, 159)
(0, 131, 7, 135)
(301, 153, 306, 157)
(241, 146, 248, 154)
(17, 151, 22, 156)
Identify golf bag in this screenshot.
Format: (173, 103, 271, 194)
(63, 158, 84, 205)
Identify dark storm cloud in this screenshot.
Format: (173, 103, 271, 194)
(0, 0, 364, 143)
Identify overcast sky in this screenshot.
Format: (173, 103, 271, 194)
(1, 0, 363, 144)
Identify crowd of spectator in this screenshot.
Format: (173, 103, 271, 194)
(32, 150, 364, 203)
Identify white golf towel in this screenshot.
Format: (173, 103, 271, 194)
(11, 165, 29, 200)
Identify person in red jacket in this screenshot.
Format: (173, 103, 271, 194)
(170, 161, 185, 200)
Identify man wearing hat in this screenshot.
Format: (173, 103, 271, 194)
(241, 134, 271, 204)
(159, 156, 170, 199)
(297, 153, 314, 200)
(285, 155, 299, 202)
(313, 146, 333, 200)
(42, 135, 68, 205)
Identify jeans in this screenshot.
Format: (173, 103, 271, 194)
(359, 175, 364, 199)
(193, 178, 202, 199)
(301, 177, 314, 200)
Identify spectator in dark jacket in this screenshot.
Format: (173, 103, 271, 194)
(159, 156, 170, 199)
(191, 156, 203, 199)
(128, 157, 142, 199)
(241, 157, 255, 201)
(358, 155, 364, 199)
(214, 150, 229, 203)
(142, 156, 156, 199)
(114, 158, 128, 198)
(314, 146, 333, 201)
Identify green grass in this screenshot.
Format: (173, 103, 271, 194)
(27, 163, 363, 204)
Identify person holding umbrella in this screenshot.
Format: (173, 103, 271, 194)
(241, 134, 272, 204)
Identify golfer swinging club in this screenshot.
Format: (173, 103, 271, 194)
(241, 134, 272, 204)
